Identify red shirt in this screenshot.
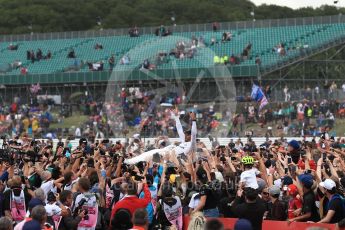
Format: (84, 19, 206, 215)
(288, 197, 302, 219)
(110, 184, 151, 221)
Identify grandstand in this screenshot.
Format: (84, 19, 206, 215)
(0, 15, 343, 86)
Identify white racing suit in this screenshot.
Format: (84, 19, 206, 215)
(124, 114, 196, 165)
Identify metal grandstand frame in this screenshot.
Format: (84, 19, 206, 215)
(1, 14, 345, 42)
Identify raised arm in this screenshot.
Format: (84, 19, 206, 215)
(172, 112, 185, 143)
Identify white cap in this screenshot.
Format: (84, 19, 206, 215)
(274, 179, 282, 188)
(319, 179, 336, 190)
(133, 134, 140, 139)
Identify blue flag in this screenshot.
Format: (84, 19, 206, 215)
(251, 84, 268, 111)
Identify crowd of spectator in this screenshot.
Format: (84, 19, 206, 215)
(26, 49, 52, 63)
(0, 109, 345, 230)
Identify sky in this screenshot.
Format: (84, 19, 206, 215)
(251, 0, 345, 9)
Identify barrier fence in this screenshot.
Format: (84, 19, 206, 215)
(182, 216, 335, 230)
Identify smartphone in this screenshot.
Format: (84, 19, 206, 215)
(322, 153, 326, 162)
(305, 169, 312, 174)
(285, 168, 289, 174)
(290, 165, 297, 173)
(287, 157, 292, 164)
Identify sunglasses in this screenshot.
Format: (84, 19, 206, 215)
(262, 192, 269, 195)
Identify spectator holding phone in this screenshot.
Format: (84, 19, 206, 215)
(318, 179, 345, 223)
(289, 173, 320, 223)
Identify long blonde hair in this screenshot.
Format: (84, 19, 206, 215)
(187, 212, 206, 230)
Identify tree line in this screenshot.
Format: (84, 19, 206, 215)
(0, 0, 344, 34)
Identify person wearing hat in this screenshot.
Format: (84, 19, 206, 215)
(318, 179, 345, 224)
(239, 156, 258, 189)
(267, 185, 286, 221)
(287, 184, 302, 220)
(289, 173, 320, 223)
(287, 140, 301, 164)
(234, 219, 253, 230)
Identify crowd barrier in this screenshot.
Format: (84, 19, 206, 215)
(182, 216, 336, 230)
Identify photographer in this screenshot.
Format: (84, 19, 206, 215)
(72, 178, 99, 230)
(58, 190, 84, 230)
(3, 176, 32, 224)
(39, 170, 64, 198)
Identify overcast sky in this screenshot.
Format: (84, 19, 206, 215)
(251, 0, 345, 9)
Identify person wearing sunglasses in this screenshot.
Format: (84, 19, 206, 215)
(261, 188, 272, 220)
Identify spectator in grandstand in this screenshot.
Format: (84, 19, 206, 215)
(26, 50, 31, 60)
(212, 22, 219, 31)
(20, 66, 28, 75)
(11, 60, 22, 69)
(36, 49, 43, 60)
(30, 50, 35, 63)
(87, 61, 104, 71)
(129, 26, 139, 37)
(8, 43, 18, 51)
(221, 32, 231, 42)
(109, 55, 115, 70)
(242, 48, 249, 60)
(67, 49, 76, 58)
(45, 50, 52, 59)
(210, 37, 217, 46)
(255, 56, 261, 66)
(94, 43, 103, 50)
(120, 55, 130, 65)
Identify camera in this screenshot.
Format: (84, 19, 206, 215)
(74, 198, 89, 220)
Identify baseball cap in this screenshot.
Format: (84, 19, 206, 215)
(269, 185, 281, 196)
(133, 134, 140, 140)
(287, 184, 298, 196)
(288, 140, 300, 150)
(319, 178, 336, 190)
(79, 138, 87, 145)
(234, 219, 253, 230)
(298, 173, 314, 188)
(282, 176, 293, 186)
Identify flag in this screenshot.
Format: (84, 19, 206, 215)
(251, 84, 268, 111)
